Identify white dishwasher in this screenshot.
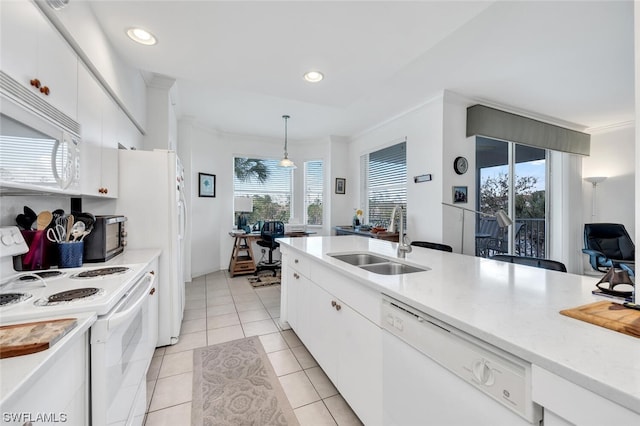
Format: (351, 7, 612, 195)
(381, 295, 542, 426)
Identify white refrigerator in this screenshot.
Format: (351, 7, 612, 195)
(116, 149, 187, 346)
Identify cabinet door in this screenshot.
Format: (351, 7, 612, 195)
(284, 261, 298, 330)
(77, 63, 103, 196)
(338, 304, 382, 426)
(6, 331, 88, 425)
(0, 1, 38, 85)
(0, 0, 77, 118)
(77, 63, 118, 198)
(305, 281, 339, 383)
(100, 94, 121, 198)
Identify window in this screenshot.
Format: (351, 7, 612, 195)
(476, 137, 548, 258)
(233, 157, 292, 226)
(362, 142, 407, 226)
(304, 160, 323, 226)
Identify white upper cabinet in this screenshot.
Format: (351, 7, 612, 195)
(0, 0, 78, 119)
(77, 63, 118, 198)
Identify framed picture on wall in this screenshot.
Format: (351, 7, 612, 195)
(335, 178, 346, 194)
(453, 186, 467, 204)
(199, 173, 216, 197)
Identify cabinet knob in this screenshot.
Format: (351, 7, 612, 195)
(293, 272, 299, 279)
(40, 85, 50, 95)
(294, 259, 299, 264)
(331, 300, 337, 307)
(30, 78, 41, 88)
(149, 287, 156, 295)
(335, 304, 342, 311)
(103, 187, 108, 194)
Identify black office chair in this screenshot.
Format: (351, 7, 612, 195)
(582, 223, 635, 274)
(490, 254, 567, 272)
(256, 221, 285, 276)
(411, 241, 453, 253)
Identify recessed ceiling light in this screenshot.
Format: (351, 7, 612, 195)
(303, 71, 324, 83)
(126, 27, 157, 46)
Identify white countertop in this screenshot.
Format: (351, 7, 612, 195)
(101, 248, 162, 267)
(0, 312, 96, 407)
(278, 236, 640, 414)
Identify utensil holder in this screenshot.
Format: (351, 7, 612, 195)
(58, 241, 84, 268)
(13, 230, 56, 271)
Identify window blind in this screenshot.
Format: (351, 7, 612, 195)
(304, 160, 323, 225)
(233, 157, 292, 224)
(365, 142, 407, 226)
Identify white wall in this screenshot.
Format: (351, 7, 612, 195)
(582, 125, 635, 235)
(329, 136, 351, 229)
(442, 92, 475, 254)
(348, 94, 447, 244)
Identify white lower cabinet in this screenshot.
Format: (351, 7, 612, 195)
(532, 365, 640, 426)
(282, 249, 382, 426)
(3, 331, 89, 426)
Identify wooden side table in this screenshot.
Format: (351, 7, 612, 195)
(228, 234, 257, 277)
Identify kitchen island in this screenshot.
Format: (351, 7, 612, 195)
(278, 235, 640, 425)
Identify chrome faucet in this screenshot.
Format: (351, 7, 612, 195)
(394, 206, 412, 258)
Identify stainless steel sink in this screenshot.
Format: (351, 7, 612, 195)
(329, 253, 388, 266)
(359, 262, 427, 275)
(328, 252, 428, 275)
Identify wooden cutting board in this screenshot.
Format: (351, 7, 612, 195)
(560, 301, 640, 338)
(0, 318, 77, 359)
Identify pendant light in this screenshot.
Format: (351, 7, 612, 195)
(278, 115, 296, 169)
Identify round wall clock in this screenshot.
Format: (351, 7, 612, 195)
(453, 156, 468, 175)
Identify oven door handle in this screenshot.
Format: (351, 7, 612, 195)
(108, 272, 155, 331)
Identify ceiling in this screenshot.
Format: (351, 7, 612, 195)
(85, 0, 634, 142)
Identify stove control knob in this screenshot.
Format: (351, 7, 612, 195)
(2, 233, 14, 245)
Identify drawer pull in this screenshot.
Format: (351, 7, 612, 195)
(293, 272, 300, 279)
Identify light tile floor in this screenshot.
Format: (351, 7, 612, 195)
(144, 270, 363, 426)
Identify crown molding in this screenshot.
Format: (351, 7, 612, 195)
(584, 120, 635, 134)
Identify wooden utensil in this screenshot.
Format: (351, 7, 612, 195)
(66, 214, 74, 242)
(0, 318, 77, 359)
(36, 211, 52, 230)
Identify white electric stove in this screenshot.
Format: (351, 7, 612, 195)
(0, 263, 147, 323)
(0, 226, 158, 426)
(0, 226, 147, 323)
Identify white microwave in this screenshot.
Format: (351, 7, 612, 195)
(0, 70, 80, 194)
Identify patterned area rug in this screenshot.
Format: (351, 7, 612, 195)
(247, 270, 281, 287)
(192, 336, 299, 426)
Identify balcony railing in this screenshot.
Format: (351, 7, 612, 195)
(476, 218, 546, 258)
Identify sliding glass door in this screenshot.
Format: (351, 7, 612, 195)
(476, 137, 548, 258)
